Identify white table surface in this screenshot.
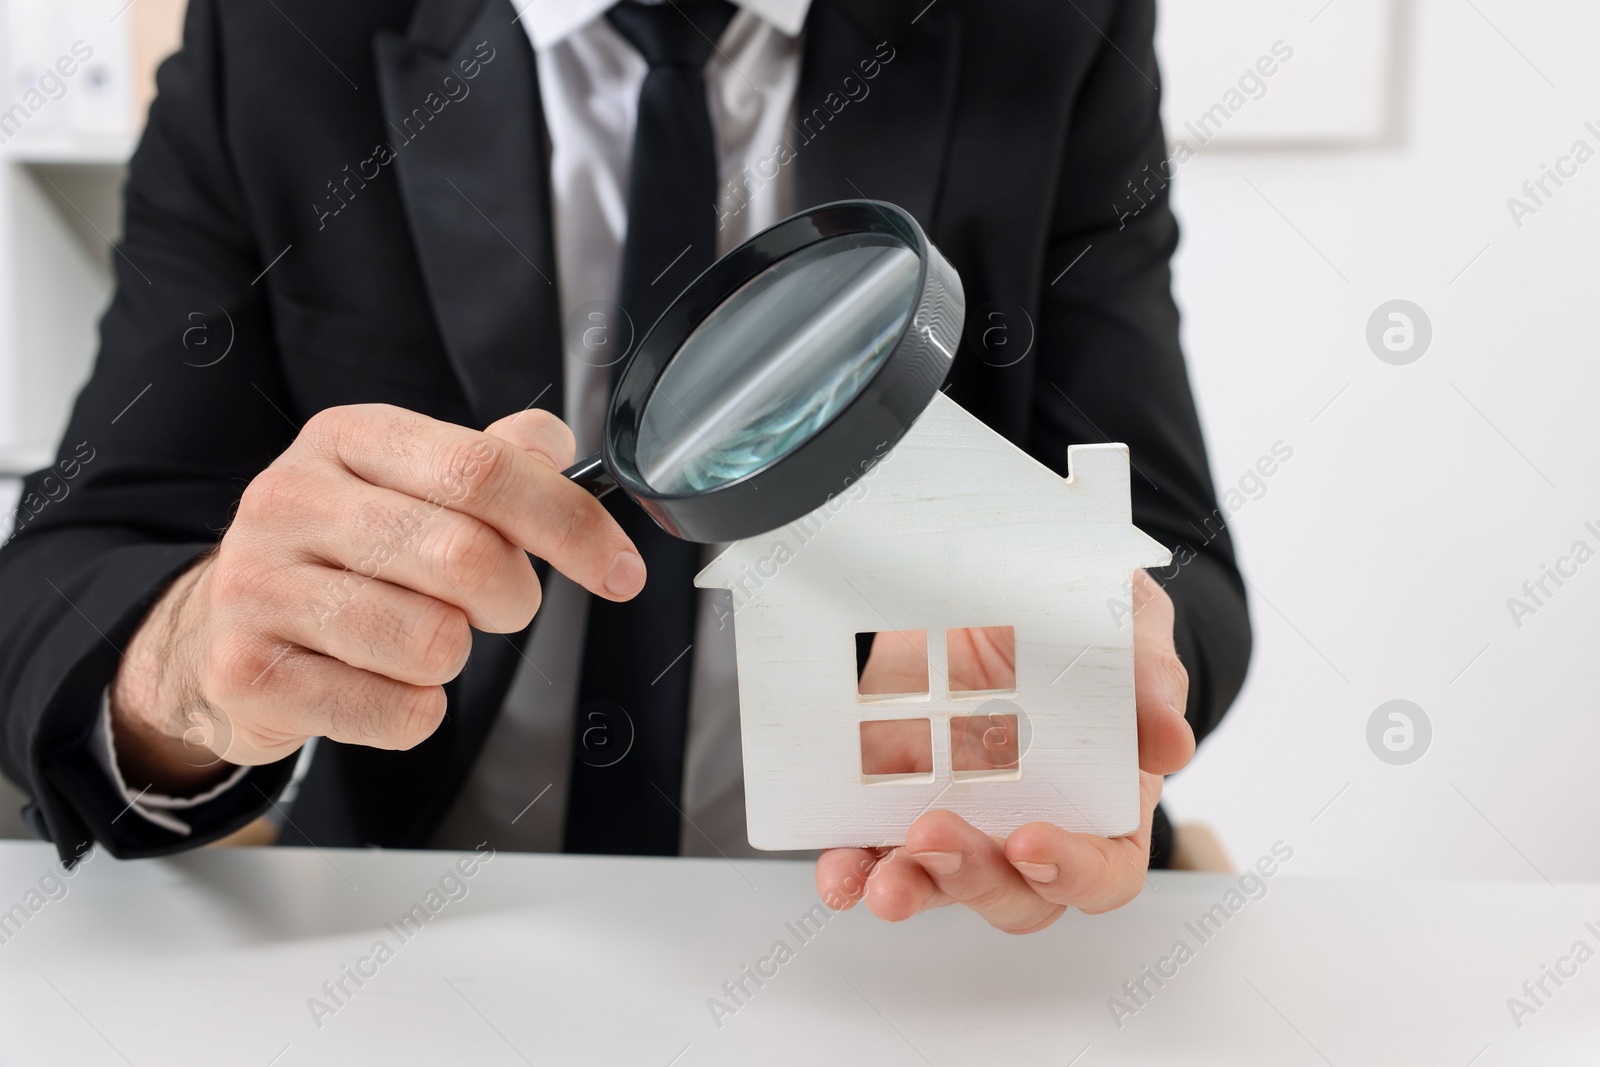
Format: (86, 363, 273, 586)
(0, 840, 1596, 1066)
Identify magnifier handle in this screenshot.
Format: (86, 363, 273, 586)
(563, 451, 618, 498)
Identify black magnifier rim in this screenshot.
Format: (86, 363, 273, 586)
(602, 199, 954, 544)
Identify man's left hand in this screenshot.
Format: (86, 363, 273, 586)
(815, 570, 1192, 933)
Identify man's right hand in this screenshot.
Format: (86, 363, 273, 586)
(109, 405, 644, 795)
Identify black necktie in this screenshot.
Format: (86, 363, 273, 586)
(563, 0, 737, 856)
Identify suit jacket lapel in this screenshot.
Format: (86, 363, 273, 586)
(374, 0, 563, 428)
(314, 0, 553, 849)
(794, 0, 962, 234)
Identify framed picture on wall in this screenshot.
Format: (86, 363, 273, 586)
(1156, 0, 1409, 153)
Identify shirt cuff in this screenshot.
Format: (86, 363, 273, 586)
(90, 688, 250, 836)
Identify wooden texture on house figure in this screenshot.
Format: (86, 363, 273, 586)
(694, 391, 1172, 851)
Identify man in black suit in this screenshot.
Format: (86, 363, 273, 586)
(0, 0, 1249, 934)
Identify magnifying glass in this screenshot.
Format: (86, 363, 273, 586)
(562, 200, 964, 543)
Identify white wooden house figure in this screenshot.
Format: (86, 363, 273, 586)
(694, 392, 1173, 850)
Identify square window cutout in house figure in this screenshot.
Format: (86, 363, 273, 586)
(856, 630, 929, 699)
(859, 719, 933, 783)
(947, 625, 1016, 695)
(951, 712, 1022, 782)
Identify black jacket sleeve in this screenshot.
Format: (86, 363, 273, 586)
(0, 0, 297, 863)
(1030, 0, 1252, 742)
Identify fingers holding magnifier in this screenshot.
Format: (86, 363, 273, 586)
(479, 409, 646, 602)
(306, 406, 644, 603)
(517, 462, 646, 601)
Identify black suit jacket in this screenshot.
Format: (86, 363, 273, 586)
(0, 0, 1250, 864)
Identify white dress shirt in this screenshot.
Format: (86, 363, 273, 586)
(101, 0, 811, 860)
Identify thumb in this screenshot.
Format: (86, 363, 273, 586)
(483, 408, 577, 472)
(1132, 570, 1195, 776)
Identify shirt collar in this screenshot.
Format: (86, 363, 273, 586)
(517, 0, 811, 51)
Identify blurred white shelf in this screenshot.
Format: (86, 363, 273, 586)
(0, 0, 183, 467)
(0, 444, 51, 476)
(2, 135, 134, 166)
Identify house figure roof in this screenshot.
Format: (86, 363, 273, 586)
(696, 391, 1171, 597)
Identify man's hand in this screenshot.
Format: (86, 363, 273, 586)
(816, 570, 1191, 933)
(110, 405, 644, 794)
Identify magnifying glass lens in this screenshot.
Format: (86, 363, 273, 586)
(636, 232, 921, 496)
(572, 199, 962, 543)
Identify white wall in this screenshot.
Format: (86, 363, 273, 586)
(1161, 0, 1600, 881)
